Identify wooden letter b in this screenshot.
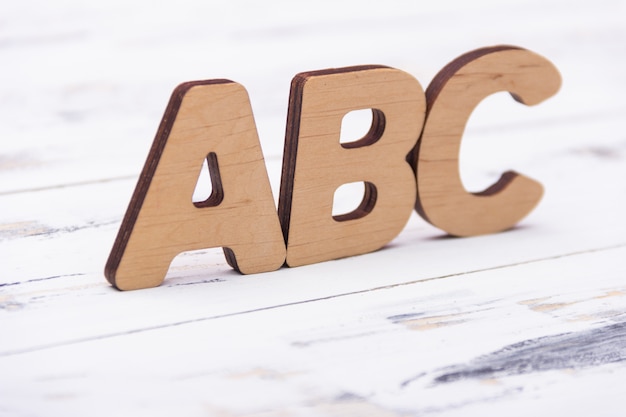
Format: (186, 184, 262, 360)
(278, 66, 426, 267)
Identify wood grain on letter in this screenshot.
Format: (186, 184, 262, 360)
(413, 46, 562, 236)
(105, 80, 286, 290)
(279, 66, 425, 267)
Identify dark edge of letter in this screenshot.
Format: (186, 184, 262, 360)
(104, 79, 234, 289)
(277, 65, 389, 255)
(411, 45, 523, 223)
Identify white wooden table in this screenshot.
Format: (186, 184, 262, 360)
(1, 1, 625, 415)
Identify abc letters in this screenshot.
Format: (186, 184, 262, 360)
(105, 46, 561, 290)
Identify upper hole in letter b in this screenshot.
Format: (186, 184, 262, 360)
(340, 109, 386, 149)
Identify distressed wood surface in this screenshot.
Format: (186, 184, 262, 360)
(1, 1, 626, 416)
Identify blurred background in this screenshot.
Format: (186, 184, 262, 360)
(2, 0, 623, 196)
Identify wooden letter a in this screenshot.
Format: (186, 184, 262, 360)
(105, 80, 286, 290)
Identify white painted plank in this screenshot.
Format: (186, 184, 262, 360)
(0, 245, 624, 416)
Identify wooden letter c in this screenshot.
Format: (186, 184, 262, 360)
(413, 46, 562, 236)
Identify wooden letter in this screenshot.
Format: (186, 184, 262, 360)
(105, 80, 286, 290)
(279, 66, 426, 267)
(412, 46, 562, 236)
